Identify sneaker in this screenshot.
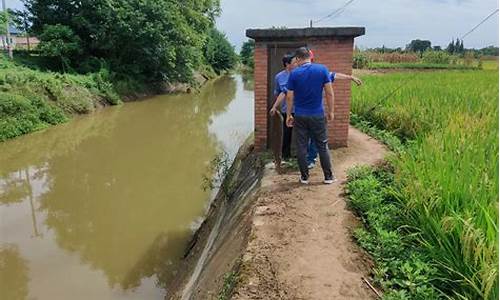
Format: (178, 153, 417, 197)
(323, 176, 338, 184)
(299, 176, 309, 184)
(307, 162, 315, 169)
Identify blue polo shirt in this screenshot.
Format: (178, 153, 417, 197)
(287, 63, 332, 116)
(274, 70, 293, 113)
(330, 72, 336, 83)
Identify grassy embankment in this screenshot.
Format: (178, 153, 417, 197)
(0, 53, 221, 142)
(0, 56, 123, 141)
(347, 69, 498, 299)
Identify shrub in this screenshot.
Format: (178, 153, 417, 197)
(0, 92, 66, 141)
(346, 166, 440, 299)
(0, 56, 122, 140)
(366, 52, 419, 63)
(38, 24, 82, 72)
(353, 51, 370, 69)
(421, 50, 451, 64)
(204, 29, 237, 74)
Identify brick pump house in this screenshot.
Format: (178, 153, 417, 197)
(246, 27, 365, 151)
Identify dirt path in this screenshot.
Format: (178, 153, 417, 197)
(233, 127, 387, 300)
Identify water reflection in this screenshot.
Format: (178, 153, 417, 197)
(0, 75, 253, 299)
(0, 244, 29, 300)
(241, 71, 254, 91)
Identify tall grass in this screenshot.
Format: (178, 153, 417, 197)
(351, 69, 499, 299)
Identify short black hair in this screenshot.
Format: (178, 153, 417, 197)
(294, 47, 310, 60)
(282, 54, 294, 67)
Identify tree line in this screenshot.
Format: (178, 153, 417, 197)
(238, 37, 498, 71)
(368, 39, 498, 57)
(7, 0, 237, 84)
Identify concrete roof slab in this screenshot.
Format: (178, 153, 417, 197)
(246, 27, 365, 40)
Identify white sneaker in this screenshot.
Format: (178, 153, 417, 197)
(299, 176, 309, 184)
(307, 162, 315, 169)
(323, 177, 338, 184)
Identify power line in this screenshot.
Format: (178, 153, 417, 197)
(461, 8, 499, 40)
(312, 0, 356, 25)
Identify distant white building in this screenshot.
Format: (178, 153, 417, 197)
(1, 25, 39, 50)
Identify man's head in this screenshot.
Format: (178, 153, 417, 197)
(293, 47, 311, 64)
(282, 54, 295, 71)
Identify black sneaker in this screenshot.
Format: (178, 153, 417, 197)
(299, 175, 309, 184)
(324, 175, 337, 184)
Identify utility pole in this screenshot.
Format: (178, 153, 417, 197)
(2, 0, 12, 59)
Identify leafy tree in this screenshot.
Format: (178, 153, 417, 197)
(0, 11, 7, 35)
(480, 46, 499, 56)
(406, 39, 432, 54)
(38, 24, 82, 72)
(240, 39, 255, 68)
(446, 38, 465, 55)
(446, 39, 455, 54)
(204, 28, 237, 74)
(22, 0, 221, 82)
(458, 39, 464, 54)
(433, 46, 442, 51)
(455, 38, 461, 54)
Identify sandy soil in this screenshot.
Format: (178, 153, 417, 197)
(232, 127, 387, 300)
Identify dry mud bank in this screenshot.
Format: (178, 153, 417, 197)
(175, 127, 387, 300)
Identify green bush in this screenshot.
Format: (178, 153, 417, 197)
(346, 166, 440, 300)
(0, 92, 66, 141)
(38, 24, 82, 72)
(204, 29, 237, 74)
(353, 51, 370, 69)
(0, 56, 122, 141)
(24, 0, 221, 82)
(421, 50, 451, 64)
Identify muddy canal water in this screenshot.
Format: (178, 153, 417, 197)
(0, 75, 254, 300)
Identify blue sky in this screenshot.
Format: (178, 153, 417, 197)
(8, 0, 499, 50)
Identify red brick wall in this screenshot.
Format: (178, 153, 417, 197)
(252, 37, 354, 150)
(310, 38, 354, 148)
(253, 42, 268, 151)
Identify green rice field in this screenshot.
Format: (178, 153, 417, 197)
(350, 69, 499, 299)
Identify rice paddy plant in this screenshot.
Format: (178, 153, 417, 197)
(351, 69, 499, 299)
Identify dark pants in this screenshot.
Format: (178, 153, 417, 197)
(294, 115, 333, 179)
(282, 112, 293, 160)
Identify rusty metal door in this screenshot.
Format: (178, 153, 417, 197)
(266, 43, 306, 150)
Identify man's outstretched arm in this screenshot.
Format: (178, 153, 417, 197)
(334, 72, 363, 86)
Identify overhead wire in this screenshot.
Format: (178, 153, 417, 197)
(366, 7, 499, 111)
(311, 0, 356, 25)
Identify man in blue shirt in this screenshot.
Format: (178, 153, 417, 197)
(306, 70, 362, 168)
(286, 47, 335, 184)
(270, 54, 296, 160)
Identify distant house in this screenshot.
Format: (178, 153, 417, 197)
(1, 25, 40, 50)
